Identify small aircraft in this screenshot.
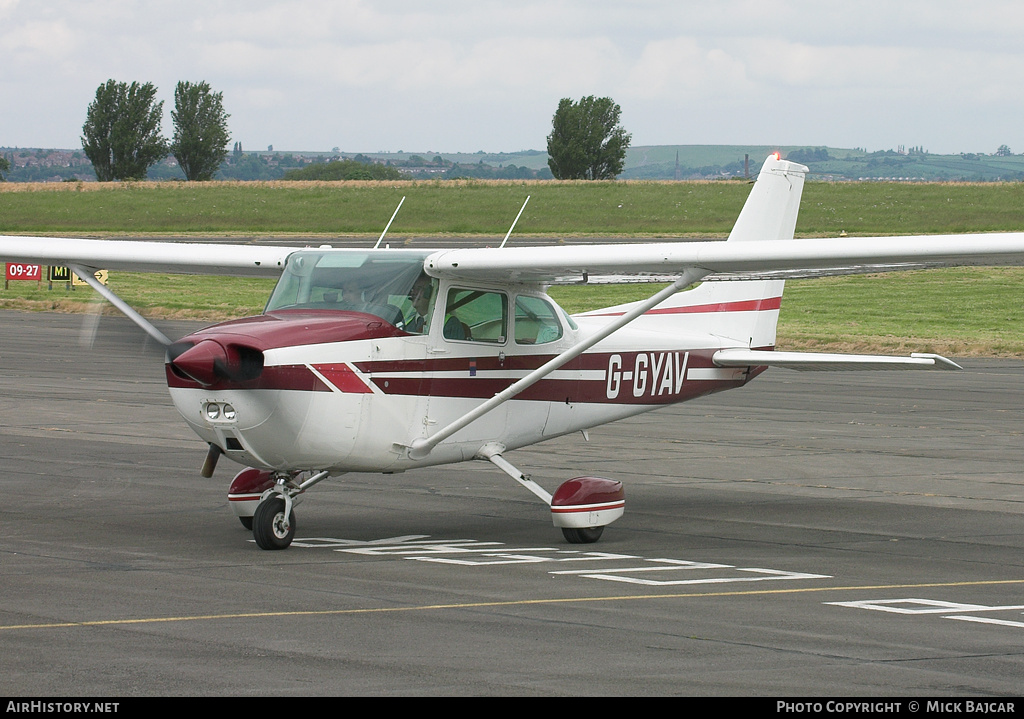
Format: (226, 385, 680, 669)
(4, 153, 1024, 550)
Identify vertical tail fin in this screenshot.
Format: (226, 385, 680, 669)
(579, 154, 808, 348)
(727, 153, 806, 244)
(710, 153, 807, 347)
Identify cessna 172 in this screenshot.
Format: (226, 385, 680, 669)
(4, 153, 1024, 550)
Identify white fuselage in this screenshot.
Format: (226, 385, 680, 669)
(167, 296, 758, 475)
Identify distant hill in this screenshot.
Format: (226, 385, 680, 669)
(619, 145, 1024, 181)
(355, 145, 1024, 181)
(5, 145, 1024, 182)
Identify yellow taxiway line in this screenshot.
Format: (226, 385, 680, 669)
(2, 578, 1023, 632)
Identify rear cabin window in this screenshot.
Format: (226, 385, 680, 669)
(514, 295, 563, 345)
(443, 289, 508, 343)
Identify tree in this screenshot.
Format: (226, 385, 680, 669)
(170, 81, 231, 181)
(282, 159, 405, 181)
(547, 96, 631, 180)
(82, 80, 168, 181)
(0, 155, 9, 181)
(996, 144, 1013, 157)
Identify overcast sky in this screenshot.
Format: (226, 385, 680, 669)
(3, 0, 1024, 155)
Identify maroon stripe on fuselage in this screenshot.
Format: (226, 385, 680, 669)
(166, 363, 331, 391)
(356, 348, 728, 375)
(358, 348, 769, 405)
(367, 374, 749, 406)
(580, 296, 782, 318)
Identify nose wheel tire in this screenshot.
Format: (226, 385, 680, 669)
(252, 497, 296, 550)
(561, 526, 604, 544)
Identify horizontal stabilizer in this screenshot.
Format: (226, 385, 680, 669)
(712, 349, 962, 372)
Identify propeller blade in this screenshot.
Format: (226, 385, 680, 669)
(78, 299, 104, 349)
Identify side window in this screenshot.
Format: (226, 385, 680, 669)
(515, 295, 564, 345)
(444, 289, 508, 343)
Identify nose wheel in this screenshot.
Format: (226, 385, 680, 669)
(242, 470, 331, 550)
(562, 526, 605, 544)
(252, 497, 296, 550)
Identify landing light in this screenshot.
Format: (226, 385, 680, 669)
(204, 402, 237, 422)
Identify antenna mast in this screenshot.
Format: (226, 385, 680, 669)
(374, 196, 406, 249)
(499, 196, 530, 249)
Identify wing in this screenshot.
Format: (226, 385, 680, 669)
(0, 235, 294, 276)
(9, 232, 1024, 283)
(423, 233, 1024, 285)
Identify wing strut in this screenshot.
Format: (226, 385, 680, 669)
(478, 442, 553, 504)
(407, 268, 709, 460)
(67, 264, 172, 347)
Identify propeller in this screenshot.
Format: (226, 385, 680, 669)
(67, 264, 173, 347)
(77, 296, 104, 349)
(66, 264, 244, 478)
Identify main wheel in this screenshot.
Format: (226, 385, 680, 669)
(252, 497, 296, 550)
(562, 526, 604, 544)
(239, 516, 253, 530)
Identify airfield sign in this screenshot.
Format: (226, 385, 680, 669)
(5, 263, 42, 281)
(4, 264, 108, 290)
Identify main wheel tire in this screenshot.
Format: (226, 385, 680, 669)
(239, 516, 254, 530)
(252, 497, 296, 550)
(562, 526, 604, 544)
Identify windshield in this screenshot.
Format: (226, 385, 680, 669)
(266, 249, 434, 330)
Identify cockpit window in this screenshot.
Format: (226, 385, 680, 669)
(265, 250, 434, 331)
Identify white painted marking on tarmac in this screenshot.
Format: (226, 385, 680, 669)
(825, 598, 1002, 614)
(551, 559, 730, 574)
(828, 597, 1024, 630)
(411, 551, 639, 566)
(946, 615, 1024, 628)
(288, 534, 831, 586)
(553, 559, 830, 586)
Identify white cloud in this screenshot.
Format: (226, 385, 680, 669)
(4, 0, 1024, 153)
(626, 37, 752, 98)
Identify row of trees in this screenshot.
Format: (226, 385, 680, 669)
(283, 95, 631, 182)
(77, 84, 627, 183)
(280, 95, 631, 182)
(81, 80, 230, 182)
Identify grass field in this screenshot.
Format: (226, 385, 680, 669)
(5, 178, 1024, 236)
(3, 179, 1024, 355)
